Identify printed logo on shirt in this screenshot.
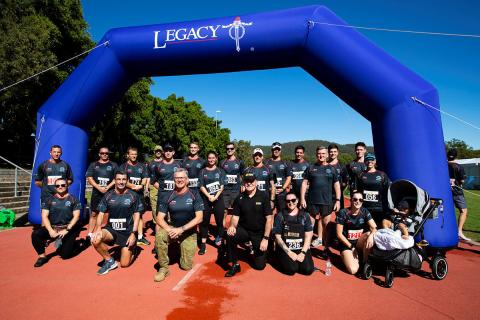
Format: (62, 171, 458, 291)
(255, 202, 261, 205)
(59, 167, 65, 173)
(65, 201, 71, 207)
(234, 164, 239, 169)
(124, 198, 132, 205)
(107, 166, 112, 171)
(376, 176, 382, 181)
(186, 198, 193, 205)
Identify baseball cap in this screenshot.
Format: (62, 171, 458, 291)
(447, 149, 457, 161)
(163, 143, 174, 151)
(271, 142, 282, 150)
(252, 148, 264, 155)
(364, 153, 376, 161)
(243, 172, 256, 182)
(154, 145, 163, 152)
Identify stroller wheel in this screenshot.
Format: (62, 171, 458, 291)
(363, 263, 372, 280)
(385, 268, 394, 288)
(431, 256, 448, 280)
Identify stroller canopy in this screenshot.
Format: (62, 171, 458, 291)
(388, 180, 431, 215)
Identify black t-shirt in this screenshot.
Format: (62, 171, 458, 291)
(357, 170, 391, 213)
(272, 209, 313, 234)
(347, 161, 366, 192)
(265, 159, 292, 189)
(158, 189, 204, 227)
(153, 160, 182, 192)
(289, 160, 310, 196)
(199, 167, 226, 195)
(42, 194, 82, 226)
(244, 165, 273, 193)
(148, 159, 163, 180)
(182, 157, 206, 188)
(97, 189, 143, 233)
(86, 161, 118, 197)
(121, 162, 148, 194)
(232, 190, 272, 233)
(34, 159, 74, 201)
(219, 158, 245, 191)
(336, 207, 372, 243)
(303, 163, 339, 205)
(448, 162, 466, 196)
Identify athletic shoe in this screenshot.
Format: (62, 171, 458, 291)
(97, 259, 118, 275)
(198, 243, 207, 255)
(459, 233, 471, 241)
(311, 238, 323, 247)
(34, 257, 48, 268)
(214, 235, 222, 247)
(225, 263, 241, 277)
(153, 268, 170, 282)
(137, 237, 151, 246)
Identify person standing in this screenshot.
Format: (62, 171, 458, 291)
(91, 171, 142, 275)
(224, 173, 273, 277)
(220, 142, 245, 213)
(152, 143, 183, 207)
(182, 142, 206, 191)
(265, 142, 292, 212)
(289, 145, 310, 199)
(347, 142, 367, 194)
(447, 149, 471, 241)
(328, 144, 348, 209)
(31, 178, 81, 267)
(121, 147, 149, 246)
(154, 168, 203, 282)
(86, 147, 118, 240)
(145, 145, 163, 224)
(34, 145, 73, 206)
(244, 148, 276, 209)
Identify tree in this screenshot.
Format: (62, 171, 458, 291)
(235, 139, 253, 166)
(445, 138, 480, 159)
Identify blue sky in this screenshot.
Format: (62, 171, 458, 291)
(81, 0, 480, 148)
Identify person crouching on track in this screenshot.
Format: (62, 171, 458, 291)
(224, 172, 273, 277)
(273, 192, 314, 275)
(92, 171, 142, 275)
(154, 168, 203, 282)
(336, 191, 377, 275)
(31, 178, 81, 267)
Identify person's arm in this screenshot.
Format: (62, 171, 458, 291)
(282, 176, 292, 192)
(336, 223, 352, 249)
(34, 164, 44, 188)
(41, 209, 57, 238)
(300, 179, 308, 209)
(126, 212, 140, 247)
(398, 223, 409, 239)
(87, 177, 106, 193)
(260, 214, 273, 252)
(269, 179, 276, 202)
(58, 209, 81, 239)
(227, 215, 240, 236)
(333, 181, 341, 211)
(381, 218, 392, 229)
(365, 217, 377, 248)
(200, 186, 210, 198)
(156, 211, 171, 231)
(168, 210, 203, 239)
(66, 164, 74, 186)
(214, 185, 224, 201)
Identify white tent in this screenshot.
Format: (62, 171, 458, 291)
(456, 158, 480, 190)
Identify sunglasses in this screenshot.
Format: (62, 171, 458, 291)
(286, 199, 298, 203)
(352, 198, 364, 203)
(226, 148, 235, 150)
(99, 152, 109, 155)
(55, 184, 67, 188)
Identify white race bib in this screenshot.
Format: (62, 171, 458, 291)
(257, 181, 266, 191)
(130, 177, 141, 185)
(226, 174, 237, 184)
(275, 177, 283, 188)
(188, 178, 199, 188)
(164, 180, 174, 191)
(98, 177, 109, 187)
(363, 190, 379, 202)
(206, 181, 220, 194)
(292, 171, 303, 180)
(47, 175, 62, 185)
(286, 238, 303, 250)
(347, 229, 363, 240)
(110, 218, 127, 231)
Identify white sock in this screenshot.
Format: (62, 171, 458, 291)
(138, 234, 143, 240)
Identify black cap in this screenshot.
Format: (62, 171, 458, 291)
(447, 149, 457, 161)
(364, 153, 376, 161)
(243, 172, 256, 182)
(163, 143, 174, 151)
(271, 142, 282, 150)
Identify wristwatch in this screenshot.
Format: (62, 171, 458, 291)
(300, 250, 306, 255)
(263, 235, 269, 240)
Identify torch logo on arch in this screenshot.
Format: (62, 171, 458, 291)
(222, 17, 253, 52)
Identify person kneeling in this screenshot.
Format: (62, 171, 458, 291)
(154, 168, 203, 282)
(91, 171, 142, 275)
(336, 191, 377, 275)
(273, 192, 314, 276)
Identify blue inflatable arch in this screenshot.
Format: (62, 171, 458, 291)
(29, 5, 457, 248)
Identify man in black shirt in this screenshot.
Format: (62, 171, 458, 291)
(31, 178, 81, 267)
(447, 149, 470, 241)
(92, 171, 142, 275)
(328, 144, 348, 209)
(220, 142, 245, 212)
(34, 145, 74, 206)
(289, 145, 310, 198)
(86, 147, 118, 239)
(347, 142, 367, 194)
(265, 142, 292, 212)
(182, 142, 206, 190)
(224, 173, 273, 277)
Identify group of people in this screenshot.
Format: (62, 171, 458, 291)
(30, 142, 470, 280)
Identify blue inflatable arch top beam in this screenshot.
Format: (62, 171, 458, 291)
(29, 5, 457, 248)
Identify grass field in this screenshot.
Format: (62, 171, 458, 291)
(459, 189, 480, 241)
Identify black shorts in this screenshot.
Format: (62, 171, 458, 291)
(307, 204, 333, 218)
(336, 240, 357, 253)
(275, 191, 287, 211)
(453, 194, 467, 210)
(223, 190, 240, 210)
(104, 226, 131, 247)
(90, 192, 104, 213)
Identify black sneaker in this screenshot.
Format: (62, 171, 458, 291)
(198, 243, 207, 255)
(137, 237, 151, 246)
(225, 263, 241, 277)
(34, 257, 48, 268)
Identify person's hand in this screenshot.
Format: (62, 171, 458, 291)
(126, 233, 136, 247)
(208, 195, 215, 202)
(276, 188, 283, 195)
(297, 252, 305, 262)
(144, 188, 150, 197)
(287, 250, 298, 261)
(260, 239, 268, 251)
(240, 186, 245, 193)
(48, 229, 58, 238)
(57, 229, 68, 239)
(168, 227, 183, 239)
(227, 226, 236, 237)
(402, 234, 409, 240)
(366, 235, 374, 249)
(333, 200, 340, 212)
(100, 187, 108, 194)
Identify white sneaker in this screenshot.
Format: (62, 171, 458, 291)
(311, 238, 323, 247)
(459, 233, 471, 241)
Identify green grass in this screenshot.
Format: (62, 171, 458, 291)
(459, 189, 480, 241)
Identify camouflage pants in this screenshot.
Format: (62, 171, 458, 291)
(155, 228, 197, 271)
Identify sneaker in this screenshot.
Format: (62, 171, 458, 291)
(225, 263, 241, 277)
(459, 233, 471, 241)
(198, 243, 207, 255)
(34, 256, 48, 268)
(153, 268, 170, 282)
(137, 237, 151, 246)
(311, 238, 323, 247)
(214, 235, 222, 246)
(97, 259, 118, 275)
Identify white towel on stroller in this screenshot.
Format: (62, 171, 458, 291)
(374, 228, 414, 250)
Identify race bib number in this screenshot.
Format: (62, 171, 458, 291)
(347, 229, 363, 240)
(226, 174, 237, 184)
(98, 177, 109, 187)
(275, 177, 283, 188)
(363, 190, 379, 202)
(130, 177, 141, 185)
(292, 171, 303, 180)
(47, 175, 62, 185)
(188, 178, 199, 188)
(286, 238, 303, 250)
(206, 181, 220, 194)
(164, 180, 174, 191)
(110, 218, 126, 231)
(257, 181, 266, 191)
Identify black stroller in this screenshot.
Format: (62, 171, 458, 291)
(362, 180, 448, 288)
